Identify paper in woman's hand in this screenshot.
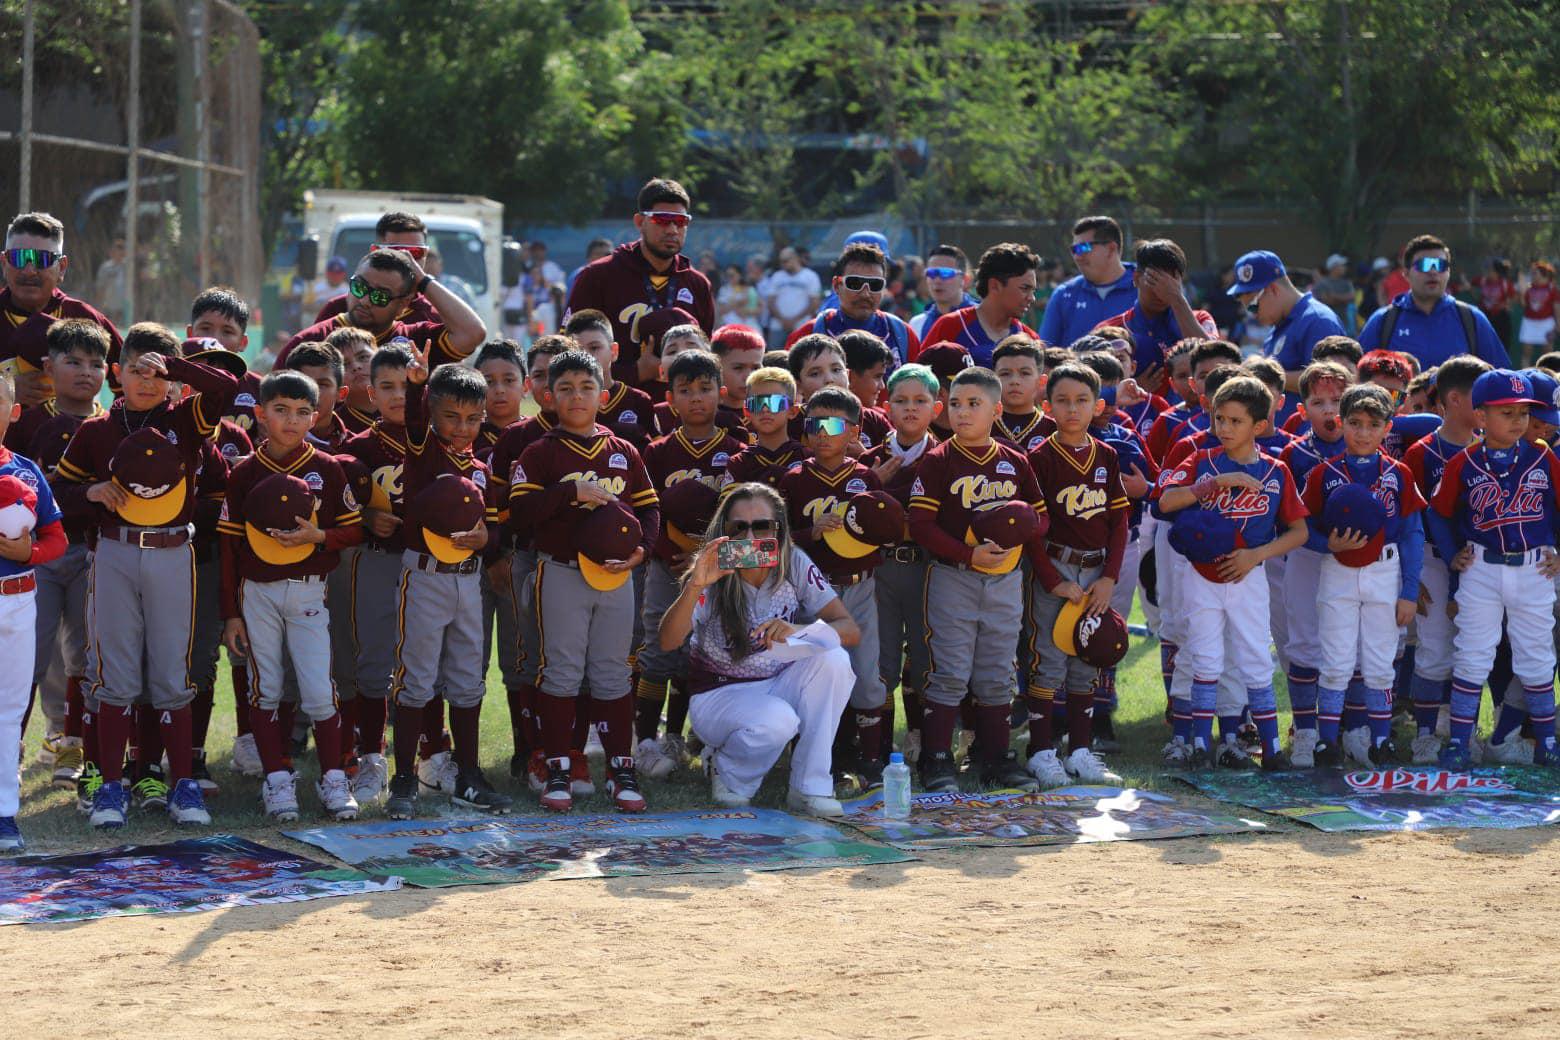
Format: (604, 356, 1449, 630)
(763, 620, 842, 662)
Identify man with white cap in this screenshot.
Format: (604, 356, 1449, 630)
(1229, 249, 1347, 393)
(1314, 254, 1357, 324)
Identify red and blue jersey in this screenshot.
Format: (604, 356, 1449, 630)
(1430, 440, 1560, 555)
(1301, 452, 1427, 598)
(1096, 305, 1218, 379)
(1157, 446, 1307, 549)
(920, 307, 1038, 369)
(1382, 412, 1443, 460)
(1279, 430, 1348, 492)
(1118, 392, 1169, 435)
(1094, 419, 1156, 529)
(0, 446, 63, 579)
(1146, 403, 1202, 463)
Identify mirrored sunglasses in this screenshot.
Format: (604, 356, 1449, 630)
(641, 210, 692, 228)
(3, 248, 64, 270)
(746, 393, 792, 414)
(803, 416, 850, 437)
(924, 266, 962, 281)
(1413, 256, 1449, 274)
(841, 275, 886, 294)
(348, 276, 400, 307)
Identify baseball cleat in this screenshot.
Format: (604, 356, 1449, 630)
(76, 762, 103, 814)
(1368, 738, 1401, 767)
(1186, 745, 1214, 772)
(37, 732, 63, 767)
(90, 779, 128, 829)
(1290, 729, 1318, 768)
(417, 750, 459, 795)
(167, 778, 211, 826)
(1025, 748, 1070, 788)
(851, 756, 886, 792)
(1216, 743, 1257, 770)
(385, 773, 419, 820)
(1437, 743, 1472, 771)
(569, 751, 595, 797)
(919, 750, 959, 794)
(351, 752, 389, 804)
(317, 769, 360, 821)
(1312, 740, 1342, 768)
(51, 738, 85, 789)
(0, 816, 23, 854)
(526, 749, 549, 793)
(130, 766, 170, 811)
(261, 771, 301, 822)
(1261, 748, 1293, 772)
(1409, 733, 1443, 765)
(541, 757, 573, 812)
(635, 737, 676, 780)
(786, 789, 845, 818)
(1341, 726, 1373, 767)
(189, 750, 219, 793)
(983, 749, 1039, 792)
(230, 732, 264, 777)
(1065, 746, 1122, 784)
(1484, 736, 1534, 765)
(606, 757, 647, 813)
(452, 767, 513, 814)
(1162, 738, 1191, 767)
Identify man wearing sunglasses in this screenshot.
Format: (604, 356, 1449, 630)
(276, 245, 486, 370)
(564, 178, 714, 390)
(919, 242, 1041, 368)
(1227, 249, 1346, 394)
(313, 212, 440, 326)
(783, 242, 918, 366)
(1, 212, 123, 407)
(1358, 234, 1509, 370)
(908, 244, 978, 341)
(817, 229, 892, 314)
(1039, 216, 1139, 348)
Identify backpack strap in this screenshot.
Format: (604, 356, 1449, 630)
(1377, 304, 1401, 349)
(1454, 299, 1478, 355)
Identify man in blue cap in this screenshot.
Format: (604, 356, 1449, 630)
(1359, 234, 1508, 370)
(819, 230, 892, 313)
(1040, 216, 1138, 347)
(1229, 249, 1346, 392)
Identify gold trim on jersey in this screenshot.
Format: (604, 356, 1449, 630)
(559, 430, 609, 461)
(673, 427, 726, 461)
(1004, 411, 1046, 444)
(255, 442, 316, 475)
(801, 460, 856, 489)
(1045, 432, 1098, 476)
(950, 439, 999, 467)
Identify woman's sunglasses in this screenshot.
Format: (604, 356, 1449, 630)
(724, 518, 779, 537)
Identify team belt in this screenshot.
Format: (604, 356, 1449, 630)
(410, 552, 480, 575)
(885, 545, 925, 564)
(1047, 543, 1106, 568)
(99, 524, 192, 549)
(0, 572, 36, 595)
(1482, 547, 1551, 566)
(830, 571, 869, 591)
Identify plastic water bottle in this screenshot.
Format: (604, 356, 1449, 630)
(882, 752, 912, 820)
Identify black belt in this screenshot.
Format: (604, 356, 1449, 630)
(411, 552, 479, 575)
(1047, 543, 1105, 568)
(884, 545, 925, 564)
(1483, 547, 1549, 566)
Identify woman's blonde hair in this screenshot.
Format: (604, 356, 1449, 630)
(687, 481, 794, 661)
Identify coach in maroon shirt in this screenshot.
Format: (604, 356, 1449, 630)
(564, 178, 715, 390)
(314, 211, 438, 326)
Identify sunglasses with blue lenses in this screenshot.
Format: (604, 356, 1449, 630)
(1070, 242, 1095, 256)
(746, 393, 792, 414)
(803, 416, 850, 437)
(3, 248, 65, 270)
(924, 266, 962, 281)
(1412, 256, 1449, 274)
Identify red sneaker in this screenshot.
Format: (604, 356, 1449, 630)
(541, 757, 572, 813)
(606, 756, 646, 813)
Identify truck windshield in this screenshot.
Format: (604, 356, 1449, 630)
(334, 227, 488, 295)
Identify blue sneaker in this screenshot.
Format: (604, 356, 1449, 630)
(167, 778, 211, 826)
(1438, 743, 1472, 771)
(90, 779, 128, 829)
(0, 816, 23, 854)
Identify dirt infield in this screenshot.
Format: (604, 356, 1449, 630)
(4, 825, 1558, 1040)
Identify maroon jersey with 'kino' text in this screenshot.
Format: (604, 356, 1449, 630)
(906, 437, 1045, 568)
(1026, 433, 1130, 590)
(337, 421, 409, 552)
(779, 458, 884, 578)
(642, 427, 743, 561)
(723, 439, 806, 489)
(599, 381, 658, 449)
(510, 426, 659, 562)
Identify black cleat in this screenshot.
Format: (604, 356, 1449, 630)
(1261, 748, 1293, 772)
(1368, 738, 1400, 766)
(852, 756, 885, 792)
(1216, 743, 1258, 770)
(385, 773, 419, 820)
(1187, 746, 1214, 772)
(980, 749, 1039, 792)
(453, 767, 513, 813)
(1312, 740, 1342, 768)
(920, 751, 959, 793)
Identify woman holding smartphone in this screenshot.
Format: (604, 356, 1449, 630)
(659, 483, 860, 817)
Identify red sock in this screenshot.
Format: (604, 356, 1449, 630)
(922, 702, 959, 757)
(537, 694, 575, 760)
(392, 701, 425, 778)
(976, 703, 1008, 765)
(854, 706, 884, 764)
(420, 694, 448, 759)
(232, 666, 252, 736)
(1026, 691, 1055, 754)
(135, 705, 164, 772)
(191, 686, 214, 751)
(506, 687, 530, 753)
(312, 712, 343, 775)
(589, 694, 633, 760)
(1067, 690, 1094, 752)
(81, 703, 99, 768)
(338, 698, 360, 767)
(249, 706, 289, 775)
(572, 696, 592, 751)
(450, 703, 481, 770)
(357, 697, 387, 757)
(97, 704, 135, 783)
(64, 677, 85, 739)
(159, 706, 193, 781)
(277, 701, 297, 767)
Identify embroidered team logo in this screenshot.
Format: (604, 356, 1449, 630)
(1264, 479, 1281, 494)
(12, 468, 38, 490)
(220, 442, 241, 459)
(676, 287, 695, 306)
(1057, 482, 1107, 519)
(234, 392, 256, 408)
(1237, 263, 1254, 283)
(713, 452, 731, 468)
(911, 477, 925, 496)
(471, 470, 488, 488)
(1379, 471, 1400, 491)
(1525, 469, 1550, 491)
(608, 452, 627, 470)
(1027, 436, 1045, 452)
(303, 470, 325, 490)
(218, 500, 229, 521)
(995, 460, 1016, 476)
(1093, 466, 1107, 483)
(165, 430, 179, 445)
(845, 477, 868, 494)
(620, 410, 638, 424)
(128, 481, 173, 499)
(342, 486, 358, 511)
(510, 461, 527, 485)
(388, 336, 415, 350)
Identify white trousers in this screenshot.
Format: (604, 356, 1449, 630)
(1453, 554, 1558, 688)
(1412, 555, 1456, 682)
(1283, 547, 1324, 670)
(0, 586, 37, 818)
(1181, 566, 1273, 690)
(1110, 527, 1142, 619)
(1317, 551, 1401, 690)
(689, 646, 852, 799)
(1264, 555, 1289, 674)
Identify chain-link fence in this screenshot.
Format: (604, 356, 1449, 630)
(0, 0, 262, 333)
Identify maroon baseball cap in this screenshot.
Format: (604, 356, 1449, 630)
(408, 473, 485, 564)
(244, 472, 317, 566)
(638, 307, 701, 351)
(660, 478, 718, 552)
(966, 500, 1037, 575)
(575, 500, 642, 591)
(110, 428, 187, 526)
(917, 341, 973, 387)
(823, 491, 905, 559)
(181, 338, 248, 378)
(1052, 603, 1130, 668)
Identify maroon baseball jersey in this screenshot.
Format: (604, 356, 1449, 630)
(304, 410, 351, 452)
(997, 409, 1056, 454)
(485, 413, 557, 536)
(779, 458, 884, 577)
(23, 401, 105, 543)
(1026, 433, 1130, 588)
(340, 402, 378, 434)
(0, 287, 124, 374)
(217, 442, 363, 599)
(654, 401, 748, 440)
(401, 381, 498, 557)
(224, 370, 264, 436)
(642, 427, 743, 561)
(563, 241, 715, 387)
(787, 406, 891, 453)
(723, 439, 806, 488)
(510, 426, 659, 561)
(194, 419, 254, 546)
(276, 314, 471, 370)
(599, 381, 658, 449)
(51, 355, 238, 531)
(860, 436, 932, 517)
(316, 291, 437, 327)
(338, 420, 409, 552)
(907, 437, 1045, 567)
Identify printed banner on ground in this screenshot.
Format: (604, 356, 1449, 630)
(0, 834, 400, 925)
(1177, 766, 1560, 832)
(838, 786, 1264, 849)
(286, 809, 912, 888)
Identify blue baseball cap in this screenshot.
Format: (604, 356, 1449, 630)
(1471, 369, 1542, 410)
(1522, 368, 1560, 425)
(1228, 250, 1287, 296)
(1168, 508, 1237, 564)
(1321, 483, 1386, 568)
(844, 230, 891, 264)
(326, 255, 349, 273)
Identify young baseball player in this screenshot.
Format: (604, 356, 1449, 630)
(1156, 375, 1308, 770)
(565, 310, 658, 449)
(635, 351, 743, 777)
(0, 372, 68, 852)
(218, 370, 364, 820)
(908, 366, 1049, 792)
(1429, 370, 1560, 769)
(510, 350, 660, 812)
(842, 328, 893, 414)
(1144, 339, 1211, 463)
(184, 287, 258, 435)
(335, 328, 379, 433)
(636, 307, 701, 406)
(1402, 355, 1489, 762)
(993, 336, 1054, 454)
(1024, 362, 1129, 785)
(288, 340, 350, 450)
(787, 334, 892, 449)
(779, 386, 890, 787)
(913, 342, 973, 442)
(711, 323, 767, 433)
(725, 367, 804, 486)
(382, 351, 508, 819)
(53, 324, 239, 827)
(1301, 384, 1426, 766)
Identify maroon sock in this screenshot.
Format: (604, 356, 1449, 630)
(1026, 692, 1055, 754)
(572, 696, 592, 751)
(232, 667, 252, 736)
(136, 705, 164, 772)
(357, 697, 387, 756)
(901, 687, 922, 732)
(392, 701, 425, 778)
(879, 697, 896, 759)
(81, 704, 99, 768)
(589, 694, 634, 760)
(64, 677, 85, 739)
(958, 696, 977, 733)
(159, 706, 193, 781)
(854, 707, 884, 764)
(537, 693, 576, 760)
(313, 712, 343, 775)
(976, 703, 1009, 765)
(664, 680, 690, 736)
(420, 694, 447, 759)
(277, 701, 297, 764)
(449, 703, 481, 770)
(338, 698, 360, 767)
(922, 702, 959, 756)
(191, 686, 214, 751)
(1067, 690, 1094, 752)
(506, 687, 530, 753)
(97, 704, 135, 783)
(249, 706, 290, 775)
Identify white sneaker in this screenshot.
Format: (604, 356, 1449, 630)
(1161, 738, 1191, 767)
(1291, 729, 1318, 768)
(584, 726, 606, 762)
(635, 737, 675, 780)
(261, 771, 300, 822)
(316, 769, 360, 820)
(351, 752, 389, 804)
(711, 766, 751, 808)
(417, 750, 459, 795)
(786, 789, 844, 818)
(660, 733, 690, 769)
(1485, 736, 1534, 765)
(1026, 748, 1070, 787)
(231, 733, 264, 777)
(1064, 746, 1121, 784)
(1410, 733, 1443, 765)
(1341, 726, 1373, 766)
(902, 730, 922, 765)
(1434, 705, 1451, 740)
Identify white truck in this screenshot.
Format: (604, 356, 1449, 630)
(297, 189, 518, 335)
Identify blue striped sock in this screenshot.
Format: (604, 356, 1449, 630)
(1342, 675, 1367, 731)
(1449, 679, 1482, 748)
(1218, 714, 1243, 745)
(1491, 701, 1527, 747)
(1318, 686, 1345, 743)
(1287, 665, 1319, 731)
(1191, 680, 1217, 750)
(1366, 687, 1392, 745)
(1248, 684, 1280, 755)
(1172, 696, 1193, 744)
(1525, 684, 1557, 762)
(1409, 673, 1443, 735)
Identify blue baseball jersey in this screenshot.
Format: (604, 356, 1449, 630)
(1430, 439, 1560, 554)
(1095, 419, 1154, 528)
(1279, 430, 1348, 491)
(1300, 452, 1427, 599)
(1265, 292, 1347, 372)
(1403, 431, 1469, 502)
(1158, 446, 1307, 549)
(0, 447, 62, 579)
(1383, 412, 1443, 460)
(1097, 304, 1219, 378)
(1359, 293, 1510, 369)
(805, 308, 914, 367)
(1039, 264, 1138, 347)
